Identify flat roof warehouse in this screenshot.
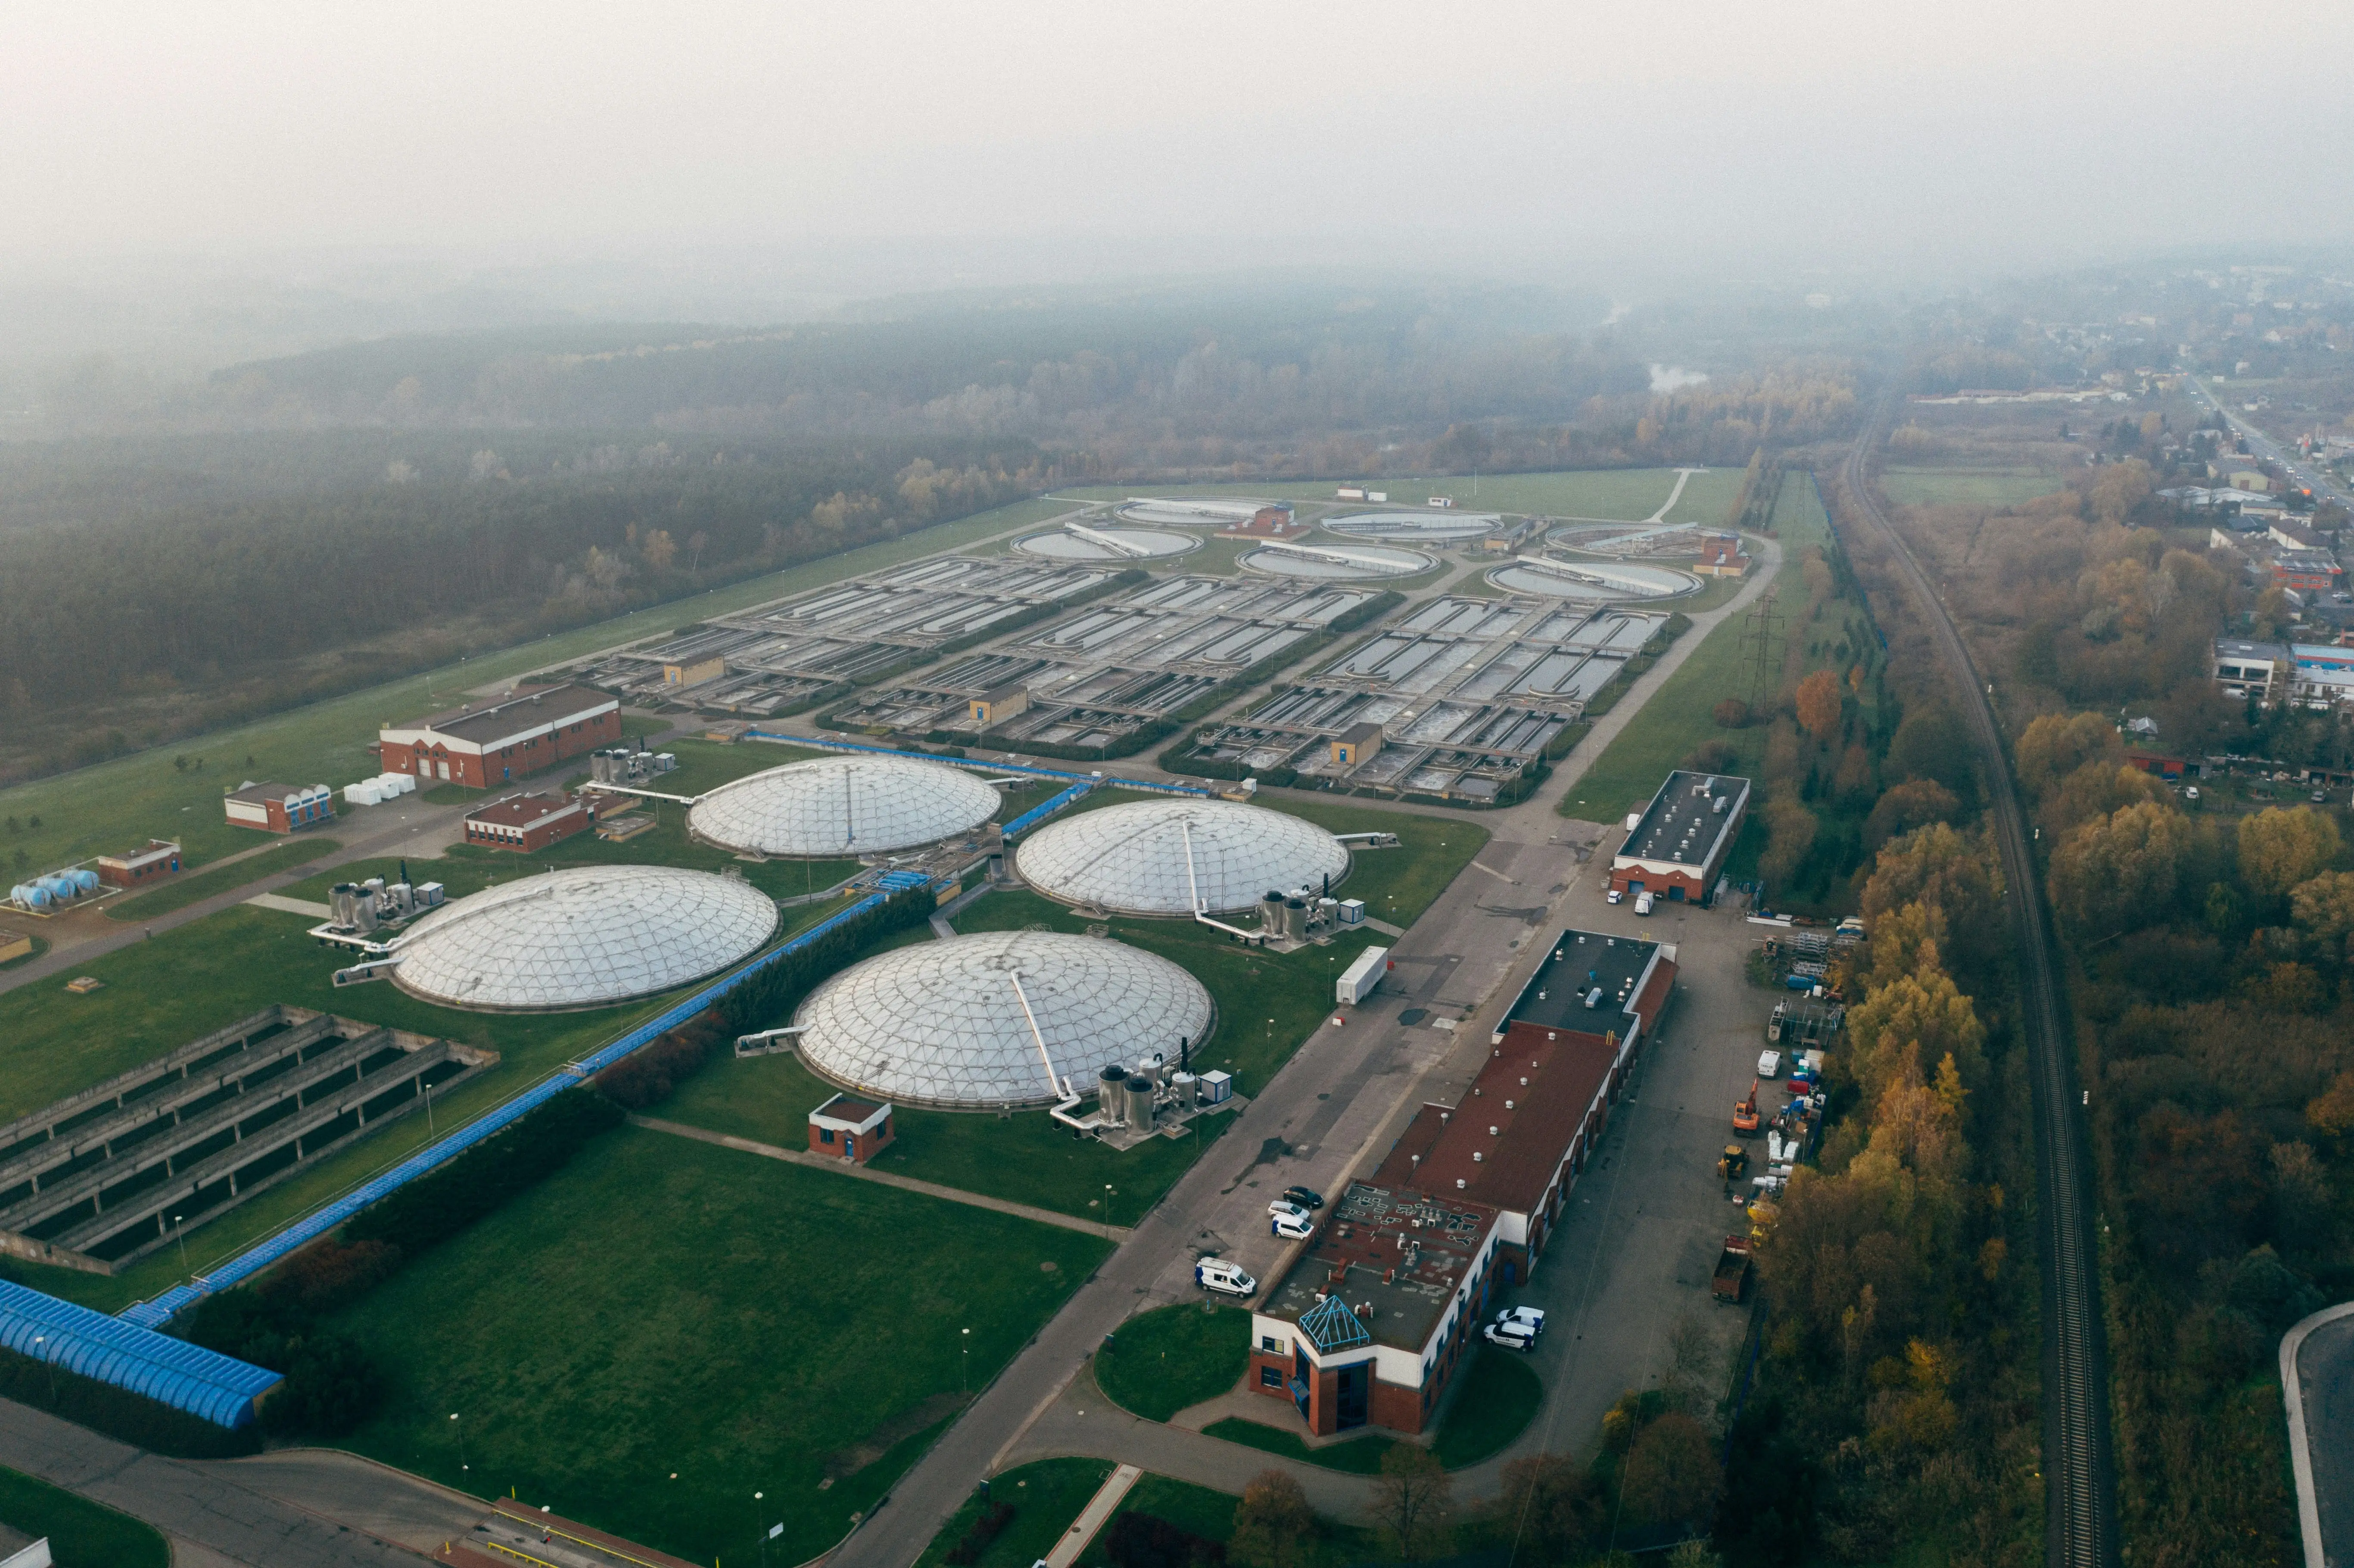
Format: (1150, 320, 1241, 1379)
(1610, 769, 1750, 900)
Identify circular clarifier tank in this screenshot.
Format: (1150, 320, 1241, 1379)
(689, 754, 997, 859)
(1487, 557, 1701, 601)
(793, 930, 1215, 1108)
(1014, 525, 1199, 562)
(1322, 510, 1501, 542)
(1015, 798, 1349, 916)
(390, 866, 777, 1013)
(1239, 541, 1434, 580)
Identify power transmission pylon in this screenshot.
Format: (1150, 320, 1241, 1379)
(1737, 588, 1785, 713)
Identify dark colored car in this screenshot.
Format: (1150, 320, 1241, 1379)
(1281, 1185, 1325, 1210)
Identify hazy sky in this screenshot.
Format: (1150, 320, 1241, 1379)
(4, 0, 2352, 289)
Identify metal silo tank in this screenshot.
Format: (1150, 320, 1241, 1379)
(1170, 1070, 1198, 1108)
(1098, 1064, 1128, 1126)
(1125, 1075, 1156, 1129)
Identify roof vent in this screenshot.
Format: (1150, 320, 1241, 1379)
(1456, 1178, 1467, 1189)
(1473, 1151, 1483, 1162)
(1504, 1099, 1515, 1110)
(1489, 1126, 1500, 1136)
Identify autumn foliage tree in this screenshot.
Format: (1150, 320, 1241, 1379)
(1795, 669, 1843, 744)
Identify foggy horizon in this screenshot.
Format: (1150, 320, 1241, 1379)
(5, 0, 2351, 331)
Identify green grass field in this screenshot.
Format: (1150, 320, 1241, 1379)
(1558, 470, 1876, 821)
(0, 1465, 170, 1568)
(1094, 1302, 1251, 1421)
(324, 1125, 1111, 1566)
(0, 885, 855, 1311)
(1878, 467, 2061, 509)
(0, 495, 1074, 883)
(1053, 468, 1744, 528)
(914, 1459, 1117, 1568)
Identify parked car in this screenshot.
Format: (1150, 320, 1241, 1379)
(1482, 1319, 1538, 1351)
(1606, 888, 1623, 905)
(1272, 1210, 1315, 1240)
(1634, 891, 1654, 916)
(1196, 1257, 1255, 1297)
(1494, 1306, 1548, 1337)
(2184, 786, 2200, 803)
(1281, 1185, 1326, 1210)
(1757, 1049, 1782, 1079)
(1268, 1199, 1311, 1223)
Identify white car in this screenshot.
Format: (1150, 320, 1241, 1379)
(1196, 1257, 1255, 1297)
(1606, 888, 1623, 905)
(1494, 1306, 1547, 1338)
(1272, 1209, 1315, 1240)
(1482, 1320, 1537, 1352)
(1634, 891, 1654, 916)
(1268, 1199, 1311, 1223)
(1757, 1049, 1782, 1078)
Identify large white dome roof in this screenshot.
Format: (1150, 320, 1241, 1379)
(391, 866, 776, 1012)
(1015, 799, 1350, 916)
(794, 930, 1214, 1108)
(689, 755, 996, 858)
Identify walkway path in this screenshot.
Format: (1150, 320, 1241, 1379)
(629, 1115, 1133, 1241)
(0, 1398, 477, 1566)
(1042, 1463, 1140, 1568)
(2282, 1300, 2354, 1568)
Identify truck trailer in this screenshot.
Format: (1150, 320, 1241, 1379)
(1335, 945, 1390, 1006)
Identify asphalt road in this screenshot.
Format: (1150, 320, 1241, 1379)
(0, 1397, 481, 1565)
(2285, 1303, 2354, 1568)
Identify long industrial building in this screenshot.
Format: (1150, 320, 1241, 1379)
(1249, 929, 1674, 1436)
(377, 684, 621, 788)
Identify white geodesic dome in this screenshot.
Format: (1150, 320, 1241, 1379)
(1015, 799, 1351, 916)
(391, 866, 777, 1012)
(794, 930, 1215, 1108)
(689, 755, 997, 858)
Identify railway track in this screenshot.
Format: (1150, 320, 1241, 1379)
(1834, 398, 2115, 1568)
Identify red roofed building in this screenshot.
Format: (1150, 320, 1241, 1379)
(377, 684, 620, 789)
(1247, 929, 1675, 1436)
(1695, 533, 1751, 576)
(461, 792, 592, 853)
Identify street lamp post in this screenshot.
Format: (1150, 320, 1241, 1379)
(961, 1327, 971, 1393)
(172, 1213, 189, 1275)
(31, 1336, 56, 1404)
(754, 1491, 767, 1567)
(451, 1412, 467, 1475)
(1103, 1183, 1115, 1237)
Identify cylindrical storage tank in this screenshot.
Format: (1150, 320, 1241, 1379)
(1098, 1064, 1128, 1126)
(70, 868, 100, 895)
(1170, 1071, 1198, 1108)
(1262, 891, 1284, 935)
(11, 885, 44, 910)
(1125, 1076, 1156, 1129)
(37, 874, 74, 901)
(1284, 897, 1308, 939)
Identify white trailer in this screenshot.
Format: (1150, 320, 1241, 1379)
(1336, 945, 1390, 1006)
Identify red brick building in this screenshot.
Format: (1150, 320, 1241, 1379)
(377, 685, 621, 790)
(807, 1095, 894, 1164)
(1249, 929, 1675, 1436)
(1695, 533, 1752, 576)
(224, 782, 335, 835)
(96, 839, 183, 888)
(461, 793, 592, 853)
(1610, 770, 1750, 904)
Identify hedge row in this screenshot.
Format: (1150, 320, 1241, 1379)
(343, 1089, 627, 1257)
(718, 887, 935, 1035)
(592, 1009, 732, 1111)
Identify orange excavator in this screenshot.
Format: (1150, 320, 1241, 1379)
(1732, 1080, 1761, 1136)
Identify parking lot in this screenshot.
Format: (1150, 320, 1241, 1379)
(1471, 865, 1779, 1451)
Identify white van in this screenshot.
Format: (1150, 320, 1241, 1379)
(1196, 1257, 1256, 1297)
(1634, 891, 1654, 916)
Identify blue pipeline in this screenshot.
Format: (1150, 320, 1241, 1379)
(754, 732, 1212, 799)
(120, 888, 894, 1329)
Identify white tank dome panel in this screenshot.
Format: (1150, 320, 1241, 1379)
(689, 755, 996, 858)
(391, 866, 777, 1012)
(794, 930, 1215, 1108)
(1016, 799, 1350, 916)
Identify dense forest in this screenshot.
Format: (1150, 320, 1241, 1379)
(0, 434, 1037, 779)
(1874, 403, 2345, 1565)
